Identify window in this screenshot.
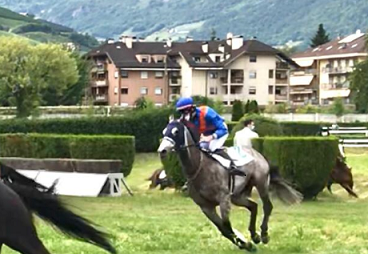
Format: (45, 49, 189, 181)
(121, 88, 128, 94)
(250, 55, 257, 62)
(215, 56, 221, 63)
(156, 56, 164, 63)
(269, 69, 274, 79)
(121, 87, 128, 94)
(155, 87, 162, 95)
(114, 87, 118, 95)
(155, 71, 164, 78)
(141, 71, 148, 79)
(209, 72, 218, 79)
(193, 56, 201, 62)
(249, 71, 257, 79)
(121, 70, 129, 78)
(141, 56, 149, 63)
(114, 71, 119, 79)
(172, 87, 180, 94)
(140, 87, 148, 95)
(268, 86, 273, 95)
(249, 87, 256, 95)
(210, 87, 218, 95)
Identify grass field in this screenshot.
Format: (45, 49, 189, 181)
(3, 152, 368, 254)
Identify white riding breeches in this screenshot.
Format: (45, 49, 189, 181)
(208, 133, 229, 151)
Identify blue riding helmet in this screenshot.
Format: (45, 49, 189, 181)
(176, 97, 194, 111)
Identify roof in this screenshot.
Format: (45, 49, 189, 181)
(292, 31, 367, 59)
(88, 39, 297, 69)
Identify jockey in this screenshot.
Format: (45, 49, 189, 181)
(176, 97, 240, 173)
(234, 119, 259, 150)
(176, 97, 228, 151)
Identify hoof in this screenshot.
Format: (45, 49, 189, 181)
(239, 241, 257, 252)
(251, 233, 261, 244)
(261, 232, 270, 244)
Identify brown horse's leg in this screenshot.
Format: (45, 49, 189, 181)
(341, 183, 358, 198)
(232, 195, 260, 244)
(201, 205, 254, 251)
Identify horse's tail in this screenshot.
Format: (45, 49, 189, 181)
(7, 181, 116, 254)
(0, 162, 50, 192)
(269, 165, 303, 205)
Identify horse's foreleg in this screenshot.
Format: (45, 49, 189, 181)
(232, 195, 260, 244)
(201, 206, 254, 251)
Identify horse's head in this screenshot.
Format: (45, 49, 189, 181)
(158, 120, 186, 158)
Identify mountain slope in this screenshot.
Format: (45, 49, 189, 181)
(0, 6, 99, 51)
(0, 0, 367, 47)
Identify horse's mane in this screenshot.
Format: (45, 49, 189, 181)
(179, 119, 200, 143)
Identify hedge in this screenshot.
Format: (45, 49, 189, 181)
(0, 107, 172, 152)
(280, 122, 324, 136)
(0, 133, 135, 176)
(230, 114, 283, 138)
(162, 136, 338, 199)
(258, 137, 338, 199)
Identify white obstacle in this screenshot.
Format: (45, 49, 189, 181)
(17, 170, 133, 197)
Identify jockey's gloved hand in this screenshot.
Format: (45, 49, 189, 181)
(199, 141, 210, 151)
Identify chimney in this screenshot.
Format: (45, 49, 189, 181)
(186, 36, 193, 42)
(107, 38, 114, 44)
(232, 35, 244, 50)
(119, 35, 127, 43)
(125, 37, 133, 49)
(167, 37, 172, 47)
(356, 29, 362, 34)
(202, 42, 208, 53)
(227, 32, 233, 40)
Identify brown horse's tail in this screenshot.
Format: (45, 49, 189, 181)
(269, 165, 303, 205)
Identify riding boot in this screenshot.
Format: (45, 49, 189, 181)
(214, 149, 246, 177)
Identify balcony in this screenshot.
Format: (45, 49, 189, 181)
(276, 62, 289, 69)
(220, 77, 244, 86)
(94, 94, 108, 102)
(322, 81, 350, 90)
(169, 79, 182, 86)
(275, 95, 288, 101)
(290, 88, 314, 94)
(291, 69, 317, 76)
(276, 78, 288, 85)
(222, 94, 246, 101)
(91, 80, 108, 87)
(322, 66, 353, 74)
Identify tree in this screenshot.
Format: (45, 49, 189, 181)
(244, 100, 250, 113)
(0, 37, 78, 117)
(248, 100, 260, 114)
(210, 28, 217, 41)
(329, 98, 345, 117)
(310, 24, 330, 48)
(42, 53, 91, 106)
(134, 96, 154, 110)
(350, 59, 368, 113)
(231, 100, 243, 121)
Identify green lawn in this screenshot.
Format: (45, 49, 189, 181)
(3, 152, 368, 254)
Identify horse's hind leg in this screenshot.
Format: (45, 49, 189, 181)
(232, 195, 261, 244)
(257, 185, 273, 244)
(201, 205, 254, 251)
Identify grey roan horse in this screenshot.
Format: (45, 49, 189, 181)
(158, 120, 302, 251)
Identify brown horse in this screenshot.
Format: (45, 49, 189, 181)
(147, 168, 174, 190)
(327, 157, 358, 198)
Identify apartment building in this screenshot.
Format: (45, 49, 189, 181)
(291, 30, 367, 105)
(88, 34, 297, 106)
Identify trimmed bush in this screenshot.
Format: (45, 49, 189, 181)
(0, 133, 135, 176)
(230, 114, 283, 138)
(0, 107, 172, 152)
(259, 137, 338, 199)
(231, 100, 244, 121)
(161, 153, 185, 188)
(281, 122, 324, 136)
